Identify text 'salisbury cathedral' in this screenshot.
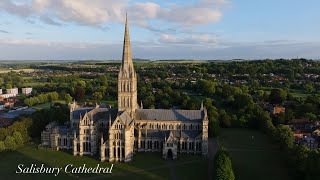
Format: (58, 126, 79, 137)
(41, 15, 208, 162)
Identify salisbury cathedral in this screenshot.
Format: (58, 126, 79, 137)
(41, 15, 209, 162)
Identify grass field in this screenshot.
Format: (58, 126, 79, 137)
(259, 86, 310, 99)
(219, 128, 291, 180)
(32, 101, 67, 110)
(0, 144, 208, 180)
(22, 82, 64, 87)
(0, 68, 36, 74)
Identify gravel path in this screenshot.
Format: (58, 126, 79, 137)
(207, 138, 219, 180)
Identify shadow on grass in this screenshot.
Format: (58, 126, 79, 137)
(0, 150, 73, 180)
(0, 145, 208, 180)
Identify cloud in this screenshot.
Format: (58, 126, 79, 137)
(158, 33, 218, 45)
(0, 0, 228, 28)
(1, 37, 318, 60)
(0, 0, 32, 17)
(0, 29, 9, 33)
(39, 15, 62, 26)
(129, 0, 227, 27)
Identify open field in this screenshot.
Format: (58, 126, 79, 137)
(0, 68, 36, 73)
(259, 86, 310, 98)
(219, 128, 291, 180)
(32, 101, 67, 110)
(0, 144, 208, 180)
(22, 82, 65, 87)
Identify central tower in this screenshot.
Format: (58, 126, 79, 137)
(118, 14, 137, 118)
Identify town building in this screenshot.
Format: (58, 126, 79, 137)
(6, 88, 18, 95)
(22, 87, 33, 96)
(41, 15, 209, 162)
(269, 105, 285, 115)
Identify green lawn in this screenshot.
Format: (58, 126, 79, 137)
(32, 101, 66, 110)
(219, 128, 291, 180)
(22, 82, 62, 87)
(259, 86, 310, 99)
(0, 144, 208, 180)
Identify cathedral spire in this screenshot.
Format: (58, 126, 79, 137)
(122, 13, 133, 70)
(118, 14, 138, 118)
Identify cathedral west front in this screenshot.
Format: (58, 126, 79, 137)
(41, 15, 209, 162)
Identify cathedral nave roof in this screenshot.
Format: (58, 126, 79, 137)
(136, 109, 204, 121)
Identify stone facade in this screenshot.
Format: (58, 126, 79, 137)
(41, 15, 208, 162)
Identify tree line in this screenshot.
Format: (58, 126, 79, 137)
(24, 92, 60, 107)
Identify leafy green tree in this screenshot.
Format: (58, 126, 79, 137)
(256, 90, 265, 100)
(214, 150, 235, 180)
(233, 93, 254, 109)
(203, 98, 213, 108)
(304, 83, 314, 93)
(209, 118, 220, 137)
(98, 75, 108, 87)
(24, 98, 32, 107)
(220, 114, 231, 128)
(277, 125, 294, 149)
(0, 141, 5, 152)
(64, 93, 73, 103)
(269, 88, 287, 104)
(285, 109, 295, 121)
(97, 86, 107, 96)
(305, 112, 317, 122)
(93, 92, 103, 101)
(197, 80, 216, 95)
(5, 83, 12, 89)
(13, 131, 24, 146)
(273, 112, 286, 126)
(77, 80, 86, 87)
(48, 92, 59, 101)
(75, 86, 85, 100)
(160, 99, 170, 108)
(4, 136, 17, 151)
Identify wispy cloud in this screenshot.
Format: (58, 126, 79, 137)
(0, 0, 228, 28)
(0, 37, 319, 60)
(39, 15, 62, 26)
(158, 33, 218, 45)
(0, 29, 9, 33)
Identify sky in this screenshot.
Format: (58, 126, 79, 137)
(0, 0, 320, 60)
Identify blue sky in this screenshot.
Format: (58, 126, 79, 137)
(0, 0, 320, 60)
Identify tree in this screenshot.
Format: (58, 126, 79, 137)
(64, 93, 73, 103)
(209, 118, 220, 137)
(24, 98, 32, 107)
(13, 131, 24, 146)
(305, 112, 317, 122)
(77, 80, 86, 87)
(93, 92, 103, 101)
(256, 90, 265, 100)
(0, 141, 5, 152)
(5, 83, 12, 89)
(75, 86, 85, 100)
(233, 93, 254, 109)
(96, 86, 107, 96)
(214, 149, 235, 180)
(273, 112, 286, 126)
(97, 75, 108, 87)
(277, 125, 294, 149)
(269, 88, 287, 104)
(304, 83, 314, 93)
(197, 80, 216, 95)
(203, 98, 213, 109)
(48, 92, 59, 101)
(4, 136, 17, 151)
(160, 99, 170, 108)
(220, 114, 231, 128)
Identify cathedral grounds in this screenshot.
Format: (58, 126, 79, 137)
(1, 58, 320, 179)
